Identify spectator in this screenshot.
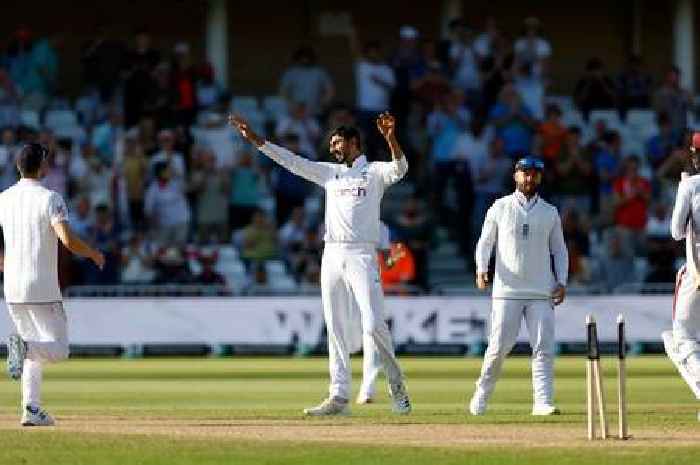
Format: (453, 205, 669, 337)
(380, 242, 416, 293)
(574, 58, 617, 120)
(488, 82, 537, 157)
(42, 140, 70, 197)
(80, 25, 127, 103)
(514, 62, 545, 120)
(7, 29, 59, 110)
(123, 30, 160, 126)
(513, 17, 551, 77)
(392, 197, 433, 291)
(538, 104, 567, 161)
(239, 209, 278, 269)
(391, 25, 424, 128)
(152, 246, 193, 284)
(271, 133, 310, 226)
(653, 66, 693, 139)
(473, 17, 504, 66)
(68, 196, 93, 237)
(279, 206, 307, 274)
(411, 60, 452, 112)
(279, 46, 334, 117)
(348, 26, 396, 156)
(149, 129, 185, 184)
(554, 126, 595, 214)
(470, 136, 511, 228)
(118, 129, 149, 229)
(595, 130, 622, 224)
(86, 204, 121, 284)
(192, 251, 226, 286)
(448, 20, 481, 100)
(0, 127, 18, 190)
(645, 202, 678, 284)
(599, 229, 635, 292)
(144, 161, 191, 247)
(121, 231, 155, 284)
(78, 156, 112, 209)
(646, 112, 679, 171)
(171, 42, 197, 127)
(92, 107, 125, 165)
(190, 147, 229, 243)
(146, 61, 176, 127)
(196, 62, 222, 111)
(274, 102, 321, 159)
(612, 156, 651, 242)
(229, 151, 262, 231)
(427, 91, 472, 242)
(561, 207, 591, 257)
(616, 54, 653, 118)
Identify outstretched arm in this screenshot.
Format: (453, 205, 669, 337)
(229, 115, 335, 187)
(474, 204, 498, 289)
(549, 213, 569, 305)
(52, 221, 105, 269)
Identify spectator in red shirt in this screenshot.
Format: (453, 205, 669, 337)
(612, 155, 651, 253)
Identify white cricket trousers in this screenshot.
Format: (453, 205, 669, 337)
(475, 298, 555, 406)
(321, 243, 403, 400)
(672, 265, 700, 382)
(7, 303, 70, 408)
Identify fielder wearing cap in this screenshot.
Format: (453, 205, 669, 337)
(469, 156, 568, 416)
(665, 131, 700, 403)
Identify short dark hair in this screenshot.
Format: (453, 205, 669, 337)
(16, 143, 47, 177)
(329, 125, 362, 150)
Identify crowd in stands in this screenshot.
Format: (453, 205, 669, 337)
(0, 17, 696, 295)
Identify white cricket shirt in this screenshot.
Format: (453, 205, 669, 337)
(0, 178, 68, 303)
(670, 173, 700, 271)
(259, 143, 407, 246)
(475, 191, 568, 299)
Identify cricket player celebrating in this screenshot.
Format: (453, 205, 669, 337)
(664, 132, 700, 411)
(1, 144, 105, 426)
(470, 157, 568, 416)
(229, 113, 411, 416)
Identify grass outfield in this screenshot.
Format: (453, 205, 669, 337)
(0, 356, 697, 464)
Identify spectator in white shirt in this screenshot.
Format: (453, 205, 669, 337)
(449, 22, 481, 97)
(514, 17, 551, 78)
(149, 129, 185, 185)
(275, 102, 321, 160)
(279, 46, 335, 117)
(347, 25, 397, 156)
(144, 161, 190, 247)
(0, 127, 19, 190)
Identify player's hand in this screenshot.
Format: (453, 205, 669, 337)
(552, 284, 566, 306)
(376, 111, 395, 140)
(476, 272, 490, 290)
(386, 243, 407, 268)
(91, 250, 106, 270)
(228, 114, 264, 147)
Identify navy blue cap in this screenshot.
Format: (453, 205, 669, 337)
(514, 157, 545, 172)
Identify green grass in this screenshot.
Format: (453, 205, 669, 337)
(0, 356, 697, 464)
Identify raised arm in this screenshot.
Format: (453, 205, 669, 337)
(375, 112, 408, 185)
(229, 115, 335, 187)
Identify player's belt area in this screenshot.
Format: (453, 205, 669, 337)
(324, 242, 376, 252)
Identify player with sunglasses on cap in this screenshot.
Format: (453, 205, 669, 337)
(469, 156, 568, 416)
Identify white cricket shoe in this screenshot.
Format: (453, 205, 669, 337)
(303, 397, 350, 416)
(7, 333, 26, 380)
(21, 405, 55, 427)
(356, 392, 374, 405)
(468, 393, 487, 416)
(389, 383, 411, 415)
(532, 404, 561, 416)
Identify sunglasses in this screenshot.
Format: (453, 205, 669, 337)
(516, 158, 544, 171)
